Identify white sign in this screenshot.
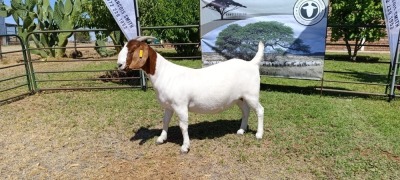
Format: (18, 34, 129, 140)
(0, 16, 5, 35)
(103, 0, 138, 40)
(382, 0, 400, 65)
(201, 0, 328, 80)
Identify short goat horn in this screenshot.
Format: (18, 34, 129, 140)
(135, 36, 156, 42)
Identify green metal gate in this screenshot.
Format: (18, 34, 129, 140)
(0, 34, 33, 104)
(24, 29, 146, 93)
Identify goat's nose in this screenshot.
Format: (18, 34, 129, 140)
(117, 63, 123, 68)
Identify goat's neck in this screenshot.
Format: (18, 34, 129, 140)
(147, 53, 181, 88)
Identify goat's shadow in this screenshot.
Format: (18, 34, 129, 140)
(130, 119, 255, 145)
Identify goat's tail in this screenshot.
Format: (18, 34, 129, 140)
(250, 41, 265, 65)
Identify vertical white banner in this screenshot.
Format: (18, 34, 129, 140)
(0, 16, 5, 35)
(103, 0, 139, 40)
(382, 0, 400, 65)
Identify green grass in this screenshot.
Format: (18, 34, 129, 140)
(1, 51, 400, 178)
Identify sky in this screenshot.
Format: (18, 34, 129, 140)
(3, 0, 56, 24)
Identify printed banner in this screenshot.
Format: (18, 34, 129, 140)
(200, 0, 328, 80)
(103, 0, 138, 40)
(382, 0, 400, 65)
(0, 16, 5, 35)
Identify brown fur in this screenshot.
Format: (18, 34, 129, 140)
(125, 40, 157, 75)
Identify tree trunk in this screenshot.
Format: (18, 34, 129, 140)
(351, 49, 358, 61)
(351, 38, 364, 61)
(344, 39, 352, 60)
(351, 39, 359, 61)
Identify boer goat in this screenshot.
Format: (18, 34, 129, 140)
(117, 37, 265, 153)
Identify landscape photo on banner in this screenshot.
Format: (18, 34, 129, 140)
(200, 0, 328, 80)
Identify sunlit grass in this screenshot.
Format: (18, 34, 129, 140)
(1, 51, 399, 178)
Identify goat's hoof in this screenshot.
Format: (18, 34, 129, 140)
(156, 137, 166, 145)
(180, 146, 190, 154)
(237, 129, 245, 135)
(256, 132, 263, 139)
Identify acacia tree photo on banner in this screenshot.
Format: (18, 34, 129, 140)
(201, 0, 328, 80)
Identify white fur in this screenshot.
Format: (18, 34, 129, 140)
(117, 42, 265, 153)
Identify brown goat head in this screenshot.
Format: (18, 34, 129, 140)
(125, 40, 157, 75)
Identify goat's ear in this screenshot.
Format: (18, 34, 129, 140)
(129, 44, 149, 69)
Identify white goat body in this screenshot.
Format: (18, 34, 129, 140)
(118, 39, 265, 153)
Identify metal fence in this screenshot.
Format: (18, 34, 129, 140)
(0, 30, 147, 105)
(0, 25, 397, 105)
(319, 25, 395, 98)
(25, 29, 146, 93)
(0, 34, 33, 104)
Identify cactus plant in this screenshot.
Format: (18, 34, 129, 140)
(94, 31, 116, 57)
(53, 0, 82, 57)
(0, 0, 83, 58)
(0, 0, 37, 44)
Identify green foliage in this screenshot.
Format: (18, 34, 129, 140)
(94, 32, 116, 57)
(78, 0, 123, 56)
(329, 0, 385, 61)
(216, 21, 310, 60)
(202, 0, 247, 20)
(2, 52, 400, 178)
(138, 0, 200, 56)
(78, 0, 118, 30)
(74, 31, 90, 42)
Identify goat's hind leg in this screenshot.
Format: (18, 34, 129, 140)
(156, 109, 174, 144)
(236, 100, 250, 135)
(174, 107, 190, 153)
(244, 97, 264, 139)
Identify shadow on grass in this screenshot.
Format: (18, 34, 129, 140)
(324, 54, 386, 63)
(260, 83, 318, 95)
(342, 69, 389, 84)
(260, 83, 387, 99)
(130, 119, 255, 145)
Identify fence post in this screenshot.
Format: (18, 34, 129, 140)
(0, 37, 2, 60)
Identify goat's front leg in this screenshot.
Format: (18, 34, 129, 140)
(174, 106, 190, 153)
(236, 100, 250, 135)
(156, 109, 174, 144)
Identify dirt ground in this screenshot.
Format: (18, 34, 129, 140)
(0, 91, 318, 179)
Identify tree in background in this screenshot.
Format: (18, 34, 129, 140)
(329, 0, 385, 61)
(78, 0, 124, 57)
(139, 0, 200, 56)
(216, 21, 310, 60)
(74, 31, 90, 43)
(202, 0, 247, 20)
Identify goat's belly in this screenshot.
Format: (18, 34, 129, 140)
(187, 100, 237, 114)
